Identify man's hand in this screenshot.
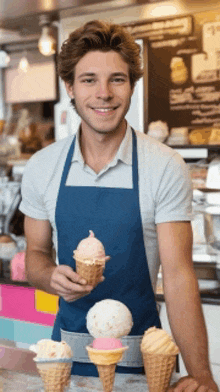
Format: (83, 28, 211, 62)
(50, 265, 103, 301)
(168, 375, 219, 392)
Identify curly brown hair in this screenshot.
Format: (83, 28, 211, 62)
(57, 19, 143, 90)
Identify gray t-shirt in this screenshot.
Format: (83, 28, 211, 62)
(19, 124, 192, 292)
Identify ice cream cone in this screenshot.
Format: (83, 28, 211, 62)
(142, 352, 177, 392)
(75, 259, 104, 286)
(97, 363, 116, 392)
(86, 345, 128, 392)
(36, 361, 72, 392)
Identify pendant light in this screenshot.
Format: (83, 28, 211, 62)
(18, 51, 29, 73)
(38, 15, 56, 56)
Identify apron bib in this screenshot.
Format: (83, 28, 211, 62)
(53, 129, 161, 376)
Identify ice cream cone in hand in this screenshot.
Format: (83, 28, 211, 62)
(86, 338, 128, 392)
(140, 327, 179, 392)
(73, 230, 110, 287)
(30, 339, 73, 392)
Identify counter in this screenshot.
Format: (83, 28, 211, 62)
(0, 370, 179, 392)
(156, 288, 220, 306)
(1, 277, 220, 304)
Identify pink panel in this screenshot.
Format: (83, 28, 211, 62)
(0, 285, 56, 326)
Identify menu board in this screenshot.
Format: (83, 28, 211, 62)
(126, 12, 220, 131)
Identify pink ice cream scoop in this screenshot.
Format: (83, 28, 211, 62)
(92, 338, 123, 350)
(73, 230, 110, 264)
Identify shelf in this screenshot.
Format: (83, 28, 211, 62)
(168, 145, 220, 149)
(168, 144, 220, 159)
(0, 277, 31, 287)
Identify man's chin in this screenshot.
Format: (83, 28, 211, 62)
(93, 126, 125, 135)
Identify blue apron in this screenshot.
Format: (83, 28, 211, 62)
(52, 129, 161, 376)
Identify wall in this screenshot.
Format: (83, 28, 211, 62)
(55, 0, 220, 139)
(0, 284, 58, 348)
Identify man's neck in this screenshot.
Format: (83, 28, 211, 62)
(79, 123, 127, 174)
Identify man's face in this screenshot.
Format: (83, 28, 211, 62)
(65, 50, 134, 136)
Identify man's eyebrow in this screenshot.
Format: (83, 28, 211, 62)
(77, 72, 129, 79)
(111, 72, 129, 78)
(77, 73, 96, 79)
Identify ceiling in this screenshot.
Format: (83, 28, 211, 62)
(0, 0, 162, 44)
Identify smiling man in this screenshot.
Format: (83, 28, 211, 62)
(19, 20, 218, 391)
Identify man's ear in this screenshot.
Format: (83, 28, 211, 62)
(65, 82, 74, 99)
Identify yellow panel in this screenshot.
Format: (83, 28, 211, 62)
(35, 290, 59, 315)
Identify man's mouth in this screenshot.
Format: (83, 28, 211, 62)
(91, 106, 118, 113)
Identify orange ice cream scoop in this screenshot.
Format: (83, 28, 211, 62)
(141, 327, 179, 355)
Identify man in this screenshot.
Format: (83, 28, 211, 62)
(19, 20, 218, 391)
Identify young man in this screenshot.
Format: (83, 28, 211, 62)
(19, 20, 218, 391)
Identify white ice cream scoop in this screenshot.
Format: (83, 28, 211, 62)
(86, 299, 133, 338)
(30, 339, 73, 360)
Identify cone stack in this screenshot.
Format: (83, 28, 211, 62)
(142, 352, 177, 392)
(86, 345, 128, 392)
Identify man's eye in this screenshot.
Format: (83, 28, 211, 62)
(82, 79, 95, 84)
(112, 78, 125, 83)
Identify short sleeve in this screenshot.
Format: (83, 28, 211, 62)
(19, 156, 49, 220)
(155, 153, 193, 224)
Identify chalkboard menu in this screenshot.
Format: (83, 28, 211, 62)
(125, 11, 220, 132)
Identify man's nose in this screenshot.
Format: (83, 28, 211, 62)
(95, 81, 113, 99)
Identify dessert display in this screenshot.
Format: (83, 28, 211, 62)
(30, 339, 73, 392)
(10, 251, 26, 281)
(189, 128, 212, 144)
(209, 128, 220, 145)
(86, 299, 133, 392)
(166, 127, 189, 146)
(73, 230, 110, 287)
(170, 57, 188, 85)
(0, 234, 17, 260)
(140, 327, 179, 392)
(148, 121, 169, 143)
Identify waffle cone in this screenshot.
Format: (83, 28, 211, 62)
(75, 259, 104, 286)
(36, 362, 72, 392)
(86, 346, 128, 365)
(97, 363, 116, 392)
(142, 352, 176, 392)
(86, 346, 128, 392)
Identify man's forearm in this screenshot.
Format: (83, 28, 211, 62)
(26, 249, 57, 295)
(163, 270, 212, 379)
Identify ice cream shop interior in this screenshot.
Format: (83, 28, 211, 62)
(0, 0, 220, 389)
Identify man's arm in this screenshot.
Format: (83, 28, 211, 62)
(157, 221, 218, 391)
(24, 216, 94, 301)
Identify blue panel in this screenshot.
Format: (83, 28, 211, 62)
(14, 320, 53, 345)
(0, 317, 14, 341)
